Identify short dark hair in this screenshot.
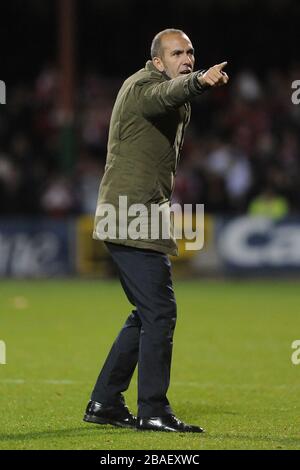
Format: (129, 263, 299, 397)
(150, 28, 186, 59)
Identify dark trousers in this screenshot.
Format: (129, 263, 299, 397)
(91, 242, 177, 417)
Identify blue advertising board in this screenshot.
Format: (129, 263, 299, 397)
(0, 218, 75, 277)
(216, 216, 300, 273)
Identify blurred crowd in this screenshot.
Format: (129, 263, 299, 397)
(1, 63, 300, 218)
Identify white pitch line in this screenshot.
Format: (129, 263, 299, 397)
(0, 379, 79, 385)
(42, 380, 78, 385)
(0, 379, 299, 390)
(173, 381, 300, 390)
(0, 379, 26, 384)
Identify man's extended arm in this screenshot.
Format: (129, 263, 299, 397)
(136, 61, 229, 118)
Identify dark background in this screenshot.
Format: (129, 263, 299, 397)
(0, 0, 299, 218)
(1, 0, 299, 84)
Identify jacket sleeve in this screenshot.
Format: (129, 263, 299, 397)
(135, 70, 207, 117)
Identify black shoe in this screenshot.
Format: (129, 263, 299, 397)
(136, 415, 204, 433)
(83, 400, 137, 429)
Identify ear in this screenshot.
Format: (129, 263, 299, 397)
(152, 57, 165, 72)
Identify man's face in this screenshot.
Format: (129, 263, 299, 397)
(153, 33, 195, 79)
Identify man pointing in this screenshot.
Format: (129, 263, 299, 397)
(84, 28, 229, 433)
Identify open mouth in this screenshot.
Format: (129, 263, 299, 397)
(180, 69, 192, 75)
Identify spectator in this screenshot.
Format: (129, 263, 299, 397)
(1, 64, 300, 216)
(248, 187, 289, 220)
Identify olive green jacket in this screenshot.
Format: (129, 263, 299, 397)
(93, 60, 205, 255)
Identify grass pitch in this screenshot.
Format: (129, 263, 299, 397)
(0, 279, 300, 450)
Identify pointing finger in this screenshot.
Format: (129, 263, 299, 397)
(215, 61, 228, 71)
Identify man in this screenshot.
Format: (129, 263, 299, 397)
(83, 29, 229, 433)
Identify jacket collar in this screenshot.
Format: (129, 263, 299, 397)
(145, 60, 170, 81)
